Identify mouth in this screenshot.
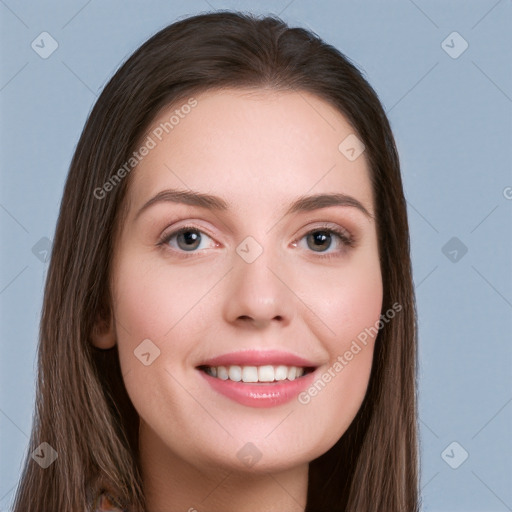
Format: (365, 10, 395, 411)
(197, 364, 316, 383)
(195, 350, 320, 408)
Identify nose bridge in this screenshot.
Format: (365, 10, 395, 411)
(224, 233, 293, 327)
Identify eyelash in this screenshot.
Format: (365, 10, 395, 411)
(157, 223, 356, 260)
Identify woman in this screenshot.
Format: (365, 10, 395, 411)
(12, 11, 419, 512)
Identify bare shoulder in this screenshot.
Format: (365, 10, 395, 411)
(92, 490, 128, 512)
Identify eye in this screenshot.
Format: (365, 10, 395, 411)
(157, 223, 355, 259)
(295, 225, 355, 257)
(158, 225, 217, 254)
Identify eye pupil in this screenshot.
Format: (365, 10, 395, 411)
(167, 228, 344, 255)
(178, 230, 201, 250)
(307, 231, 331, 252)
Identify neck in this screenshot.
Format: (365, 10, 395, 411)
(139, 420, 308, 512)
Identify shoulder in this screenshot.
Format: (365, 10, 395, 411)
(92, 490, 128, 512)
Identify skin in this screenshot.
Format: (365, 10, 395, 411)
(92, 88, 383, 512)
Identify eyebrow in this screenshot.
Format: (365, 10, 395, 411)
(134, 188, 373, 221)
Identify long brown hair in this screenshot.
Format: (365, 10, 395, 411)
(12, 11, 419, 512)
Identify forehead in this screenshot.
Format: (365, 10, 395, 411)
(126, 88, 373, 217)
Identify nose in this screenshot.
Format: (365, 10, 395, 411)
(223, 244, 294, 330)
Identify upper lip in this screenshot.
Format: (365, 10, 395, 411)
(197, 349, 318, 368)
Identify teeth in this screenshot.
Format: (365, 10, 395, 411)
(217, 366, 228, 380)
(204, 364, 307, 382)
(275, 365, 288, 381)
(228, 365, 242, 382)
(258, 365, 274, 382)
(242, 366, 258, 383)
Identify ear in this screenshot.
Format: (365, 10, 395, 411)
(90, 306, 116, 350)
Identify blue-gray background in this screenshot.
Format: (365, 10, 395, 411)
(1, 1, 511, 511)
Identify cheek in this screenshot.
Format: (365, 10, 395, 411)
(322, 273, 382, 343)
(111, 253, 219, 343)
(110, 254, 208, 427)
(110, 252, 226, 398)
(298, 248, 383, 353)
(292, 251, 382, 447)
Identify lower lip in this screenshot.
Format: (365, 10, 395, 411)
(198, 369, 317, 408)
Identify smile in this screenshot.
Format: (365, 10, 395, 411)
(199, 364, 314, 383)
(195, 350, 320, 408)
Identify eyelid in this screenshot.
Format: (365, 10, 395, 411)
(157, 220, 356, 258)
(294, 222, 355, 244)
(158, 223, 220, 252)
(291, 222, 355, 257)
(157, 216, 219, 239)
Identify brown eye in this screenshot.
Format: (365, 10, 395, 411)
(306, 230, 333, 252)
(293, 225, 355, 259)
(160, 226, 216, 253)
(175, 229, 202, 251)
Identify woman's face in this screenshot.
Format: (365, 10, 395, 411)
(104, 88, 383, 473)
